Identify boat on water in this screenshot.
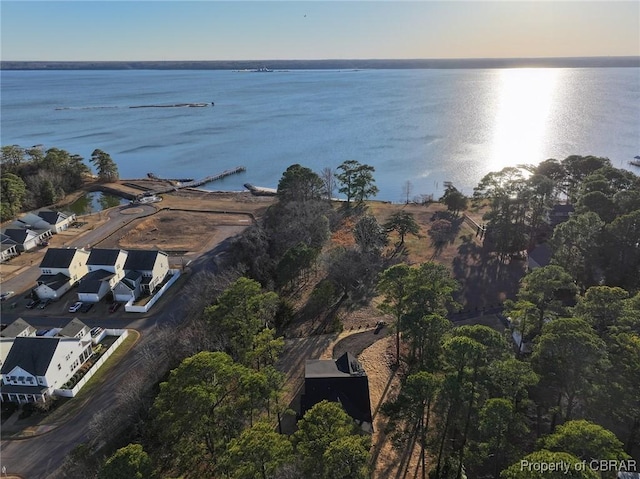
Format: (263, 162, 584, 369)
(252, 67, 273, 72)
(630, 160, 640, 167)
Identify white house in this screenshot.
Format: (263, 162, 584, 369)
(112, 270, 142, 303)
(123, 249, 170, 295)
(0, 330, 93, 404)
(1, 228, 46, 252)
(35, 248, 90, 301)
(86, 248, 128, 277)
(37, 210, 77, 233)
(0, 234, 19, 263)
(0, 318, 37, 339)
(58, 318, 91, 341)
(78, 248, 128, 302)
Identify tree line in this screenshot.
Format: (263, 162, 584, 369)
(0, 145, 119, 221)
(57, 156, 638, 478)
(473, 155, 640, 291)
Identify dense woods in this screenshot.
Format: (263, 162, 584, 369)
(5, 150, 637, 478)
(0, 145, 118, 221)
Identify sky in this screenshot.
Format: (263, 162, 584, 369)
(1, 1, 638, 61)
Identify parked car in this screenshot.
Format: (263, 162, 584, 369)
(0, 291, 15, 302)
(80, 303, 94, 313)
(26, 299, 40, 309)
(39, 299, 52, 309)
(374, 320, 387, 335)
(69, 301, 83, 313)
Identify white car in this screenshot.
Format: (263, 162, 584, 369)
(69, 301, 83, 313)
(0, 291, 14, 302)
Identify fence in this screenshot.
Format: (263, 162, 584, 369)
(124, 269, 181, 313)
(54, 329, 128, 398)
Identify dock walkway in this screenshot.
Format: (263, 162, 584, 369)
(140, 166, 246, 198)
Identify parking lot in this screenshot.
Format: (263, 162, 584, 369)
(5, 291, 123, 320)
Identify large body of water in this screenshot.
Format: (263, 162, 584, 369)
(2, 68, 639, 201)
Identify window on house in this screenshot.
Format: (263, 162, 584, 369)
(18, 376, 24, 382)
(27, 377, 33, 383)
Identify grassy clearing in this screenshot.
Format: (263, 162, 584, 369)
(43, 331, 139, 423)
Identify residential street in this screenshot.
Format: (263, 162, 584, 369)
(0, 205, 235, 479)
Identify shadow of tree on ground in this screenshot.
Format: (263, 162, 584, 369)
(453, 234, 526, 311)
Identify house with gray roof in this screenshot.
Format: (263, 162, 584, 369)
(77, 270, 117, 303)
(0, 234, 19, 263)
(35, 248, 90, 301)
(0, 318, 36, 339)
(58, 318, 90, 341)
(37, 210, 76, 233)
(123, 249, 170, 295)
(1, 227, 48, 252)
(76, 249, 128, 303)
(0, 332, 93, 404)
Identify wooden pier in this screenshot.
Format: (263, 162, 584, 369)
(179, 166, 246, 188)
(140, 166, 246, 197)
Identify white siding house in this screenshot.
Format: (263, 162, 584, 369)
(35, 248, 90, 301)
(78, 249, 128, 302)
(0, 318, 37, 339)
(0, 234, 19, 263)
(37, 210, 76, 233)
(0, 331, 93, 404)
(123, 249, 170, 295)
(1, 228, 44, 252)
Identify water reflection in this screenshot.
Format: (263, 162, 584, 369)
(490, 69, 560, 172)
(68, 191, 128, 215)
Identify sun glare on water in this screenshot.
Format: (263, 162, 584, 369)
(489, 68, 560, 171)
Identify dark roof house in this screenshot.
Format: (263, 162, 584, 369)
(301, 352, 373, 432)
(124, 250, 167, 271)
(40, 248, 80, 269)
(87, 248, 126, 267)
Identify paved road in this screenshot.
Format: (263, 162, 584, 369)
(0, 208, 234, 479)
(0, 204, 156, 298)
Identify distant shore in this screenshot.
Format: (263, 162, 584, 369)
(2, 56, 639, 71)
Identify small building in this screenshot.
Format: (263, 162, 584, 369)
(37, 210, 76, 233)
(0, 318, 37, 339)
(1, 227, 48, 252)
(77, 269, 117, 303)
(58, 318, 91, 341)
(301, 352, 373, 432)
(112, 270, 142, 303)
(0, 234, 19, 263)
(548, 203, 574, 228)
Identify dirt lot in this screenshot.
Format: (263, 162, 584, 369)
(80, 181, 274, 251)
